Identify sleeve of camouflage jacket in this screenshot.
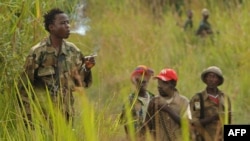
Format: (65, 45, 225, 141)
(77, 52, 93, 88)
(17, 47, 40, 105)
(19, 48, 40, 87)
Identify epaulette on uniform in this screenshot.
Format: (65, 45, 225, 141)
(28, 39, 48, 55)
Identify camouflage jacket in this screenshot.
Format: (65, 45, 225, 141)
(190, 90, 232, 141)
(19, 37, 92, 95)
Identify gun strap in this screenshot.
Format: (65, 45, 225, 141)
(198, 93, 204, 119)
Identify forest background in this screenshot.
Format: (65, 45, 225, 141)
(0, 0, 249, 140)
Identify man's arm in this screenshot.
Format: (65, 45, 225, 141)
(190, 94, 219, 126)
(160, 103, 182, 125)
(19, 49, 39, 88)
(199, 114, 219, 126)
(79, 55, 95, 88)
(74, 52, 95, 88)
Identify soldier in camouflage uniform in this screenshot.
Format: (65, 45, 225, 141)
(190, 66, 232, 141)
(143, 68, 191, 141)
(120, 65, 154, 140)
(17, 8, 95, 128)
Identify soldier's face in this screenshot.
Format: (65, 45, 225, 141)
(204, 15, 209, 19)
(205, 72, 220, 88)
(50, 13, 70, 39)
(135, 77, 148, 92)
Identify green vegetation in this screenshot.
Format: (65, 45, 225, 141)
(0, 0, 249, 140)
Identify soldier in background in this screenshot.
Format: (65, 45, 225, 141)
(183, 9, 193, 31)
(196, 8, 213, 38)
(17, 8, 95, 128)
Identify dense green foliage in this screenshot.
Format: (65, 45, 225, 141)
(0, 0, 249, 140)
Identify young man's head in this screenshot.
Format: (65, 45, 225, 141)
(43, 8, 70, 38)
(202, 8, 209, 19)
(154, 68, 178, 97)
(201, 66, 224, 88)
(131, 65, 154, 92)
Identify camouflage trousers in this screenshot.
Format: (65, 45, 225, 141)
(18, 87, 75, 128)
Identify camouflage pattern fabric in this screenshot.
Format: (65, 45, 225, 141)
(190, 90, 232, 141)
(18, 37, 92, 123)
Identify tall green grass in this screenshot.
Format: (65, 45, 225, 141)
(1, 0, 250, 140)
